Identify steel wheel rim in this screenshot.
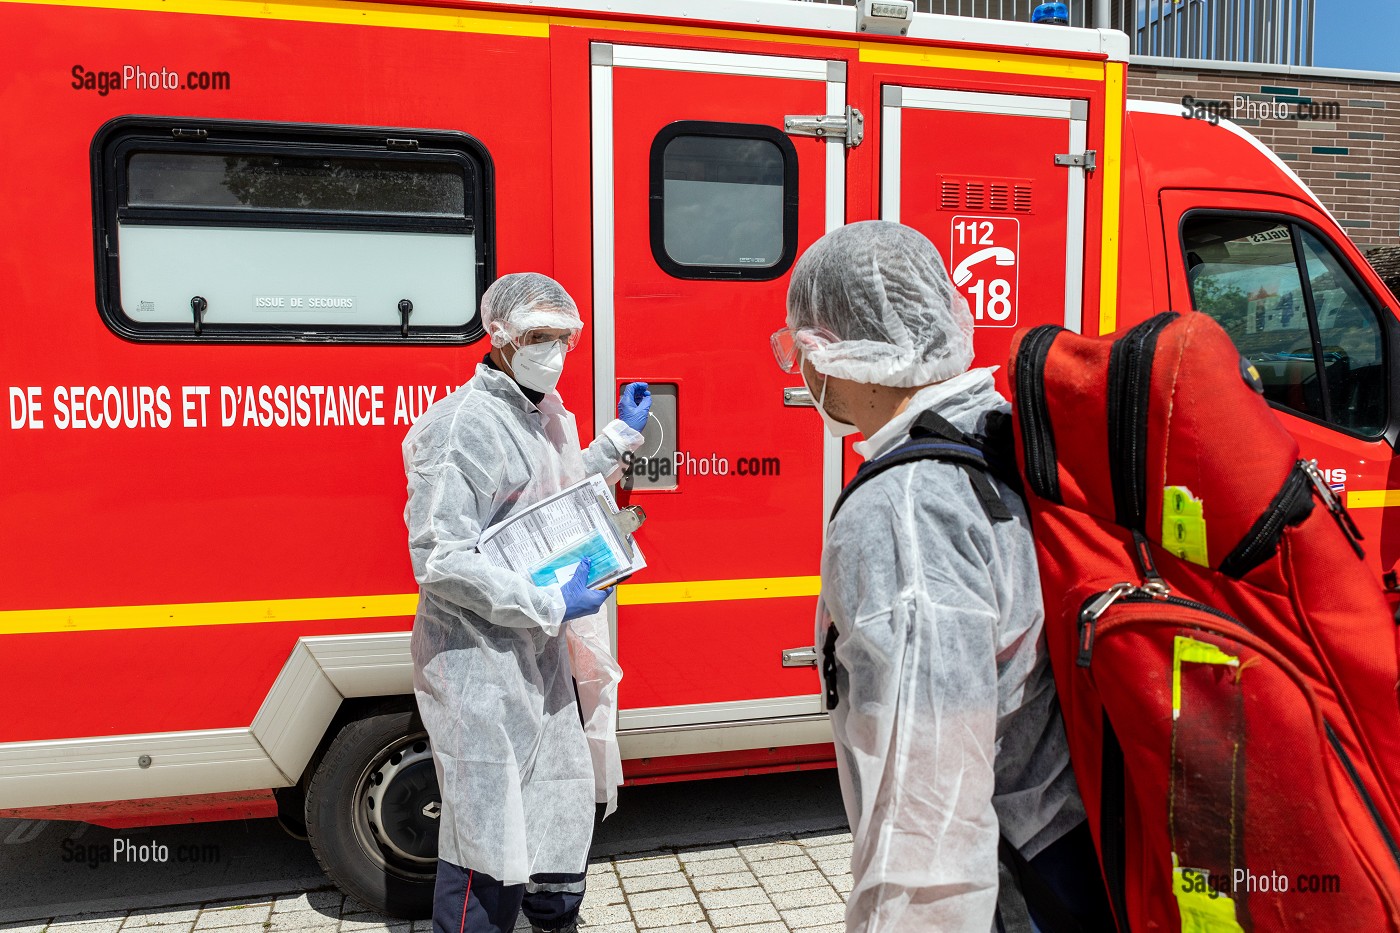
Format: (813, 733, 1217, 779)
(351, 731, 439, 880)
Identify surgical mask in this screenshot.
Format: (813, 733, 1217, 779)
(508, 340, 566, 393)
(803, 361, 859, 438)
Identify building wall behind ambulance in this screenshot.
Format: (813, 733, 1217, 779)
(1129, 63, 1400, 249)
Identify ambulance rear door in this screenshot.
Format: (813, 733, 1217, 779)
(879, 85, 1093, 383)
(590, 41, 850, 749)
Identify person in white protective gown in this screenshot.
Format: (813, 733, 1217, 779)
(769, 221, 1112, 932)
(403, 273, 651, 933)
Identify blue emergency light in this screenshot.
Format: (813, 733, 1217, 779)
(1032, 1, 1070, 25)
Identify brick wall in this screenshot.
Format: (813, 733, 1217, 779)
(1127, 65, 1400, 250)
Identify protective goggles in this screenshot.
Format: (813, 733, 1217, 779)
(770, 327, 801, 374)
(517, 328, 581, 351)
(770, 326, 837, 374)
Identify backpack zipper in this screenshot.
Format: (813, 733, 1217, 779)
(1301, 459, 1366, 559)
(1015, 324, 1063, 504)
(1325, 722, 1400, 871)
(1218, 459, 1365, 578)
(1076, 581, 1244, 668)
(1218, 460, 1313, 578)
(1106, 312, 1178, 531)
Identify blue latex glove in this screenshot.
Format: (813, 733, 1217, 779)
(618, 382, 652, 432)
(560, 557, 612, 622)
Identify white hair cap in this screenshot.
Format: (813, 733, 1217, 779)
(785, 221, 974, 387)
(480, 273, 584, 347)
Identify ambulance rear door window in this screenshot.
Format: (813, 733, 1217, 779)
(94, 118, 493, 343)
(649, 122, 798, 280)
(1181, 213, 1387, 437)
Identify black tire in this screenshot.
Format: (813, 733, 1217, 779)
(304, 710, 440, 919)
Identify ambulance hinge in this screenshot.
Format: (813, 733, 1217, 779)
(1054, 150, 1098, 174)
(784, 106, 865, 148)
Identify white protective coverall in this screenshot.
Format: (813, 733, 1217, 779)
(782, 221, 1085, 932)
(818, 368, 1085, 932)
(403, 361, 643, 885)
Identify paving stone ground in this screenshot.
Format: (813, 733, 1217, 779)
(0, 831, 854, 933)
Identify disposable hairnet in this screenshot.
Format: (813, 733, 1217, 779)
(481, 272, 584, 347)
(817, 371, 1085, 930)
(786, 220, 974, 387)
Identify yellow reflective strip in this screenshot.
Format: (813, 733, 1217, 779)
(0, 576, 820, 634)
(1347, 488, 1400, 509)
(0, 594, 420, 636)
(3, 0, 548, 36)
(1172, 853, 1245, 932)
(1172, 635, 1239, 720)
(547, 14, 854, 48)
(617, 576, 821, 606)
(1098, 61, 1124, 335)
(859, 43, 1105, 81)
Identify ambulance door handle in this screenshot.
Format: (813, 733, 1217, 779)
(783, 646, 818, 667)
(784, 387, 814, 407)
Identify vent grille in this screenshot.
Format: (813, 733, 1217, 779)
(940, 181, 959, 210)
(936, 175, 1033, 214)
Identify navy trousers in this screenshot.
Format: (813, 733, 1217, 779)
(432, 860, 586, 933)
(1026, 821, 1116, 932)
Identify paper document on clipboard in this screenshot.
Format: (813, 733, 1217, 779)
(477, 474, 646, 590)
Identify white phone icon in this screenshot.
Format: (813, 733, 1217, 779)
(952, 246, 1016, 287)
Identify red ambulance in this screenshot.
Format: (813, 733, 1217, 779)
(2, 0, 1396, 915)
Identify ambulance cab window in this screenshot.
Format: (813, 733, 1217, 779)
(650, 122, 798, 280)
(1182, 215, 1386, 436)
(94, 118, 492, 343)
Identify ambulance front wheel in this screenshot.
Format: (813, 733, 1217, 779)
(304, 709, 440, 919)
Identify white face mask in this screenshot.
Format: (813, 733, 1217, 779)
(508, 340, 566, 394)
(802, 361, 859, 438)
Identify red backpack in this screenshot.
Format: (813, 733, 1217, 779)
(1006, 310, 1400, 931)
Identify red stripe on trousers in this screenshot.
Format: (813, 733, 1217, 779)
(458, 870, 474, 933)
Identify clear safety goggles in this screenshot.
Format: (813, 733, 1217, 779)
(770, 326, 837, 374)
(770, 327, 801, 374)
(517, 328, 581, 352)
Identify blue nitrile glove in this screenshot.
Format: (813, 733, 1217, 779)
(618, 382, 652, 432)
(561, 557, 612, 622)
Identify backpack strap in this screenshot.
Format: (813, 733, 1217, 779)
(828, 410, 1017, 524)
(822, 409, 1025, 712)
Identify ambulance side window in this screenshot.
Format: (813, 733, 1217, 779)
(94, 118, 492, 343)
(650, 122, 798, 280)
(1182, 214, 1387, 436)
(1298, 230, 1387, 434)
